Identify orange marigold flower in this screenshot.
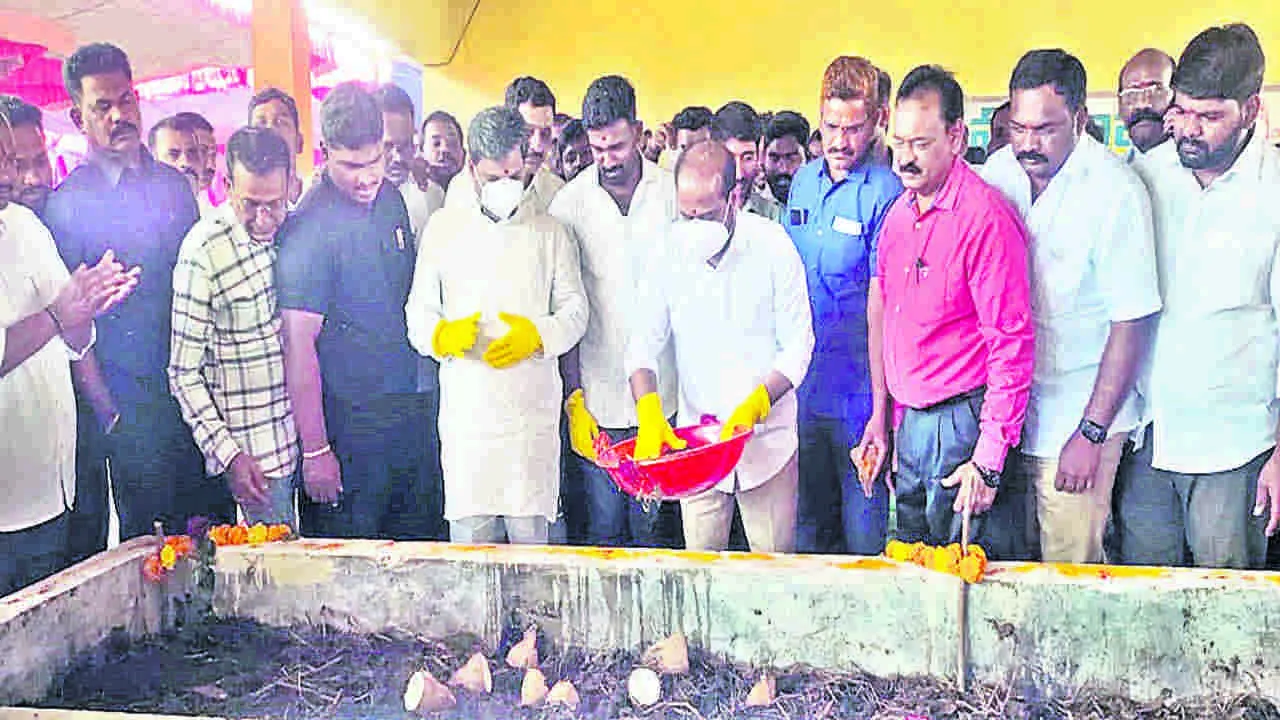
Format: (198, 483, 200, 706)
(142, 555, 165, 582)
(165, 535, 195, 557)
(965, 544, 987, 562)
(959, 553, 987, 584)
(230, 525, 249, 545)
(908, 542, 931, 566)
(930, 545, 960, 575)
(884, 539, 912, 562)
(266, 524, 292, 542)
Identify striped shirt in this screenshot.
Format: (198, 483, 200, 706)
(168, 204, 297, 479)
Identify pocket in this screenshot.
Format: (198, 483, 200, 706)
(818, 234, 870, 302)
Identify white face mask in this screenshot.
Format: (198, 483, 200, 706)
(675, 208, 731, 262)
(479, 176, 524, 220)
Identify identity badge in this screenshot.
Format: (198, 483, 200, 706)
(832, 216, 863, 235)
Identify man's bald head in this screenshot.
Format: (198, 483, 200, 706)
(1118, 48, 1176, 153)
(674, 140, 736, 201)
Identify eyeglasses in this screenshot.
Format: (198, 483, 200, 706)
(234, 197, 287, 217)
(1119, 84, 1171, 103)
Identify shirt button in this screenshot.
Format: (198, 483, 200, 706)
(914, 222, 922, 230)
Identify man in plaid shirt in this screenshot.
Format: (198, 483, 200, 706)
(168, 127, 298, 524)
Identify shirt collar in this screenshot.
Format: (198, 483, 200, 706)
(909, 156, 967, 214)
(1214, 126, 1266, 186)
(818, 157, 871, 188)
(88, 147, 154, 188)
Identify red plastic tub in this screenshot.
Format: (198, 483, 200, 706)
(592, 415, 753, 501)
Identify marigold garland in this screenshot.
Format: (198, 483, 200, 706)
(207, 522, 293, 547)
(141, 534, 198, 583)
(884, 539, 988, 583)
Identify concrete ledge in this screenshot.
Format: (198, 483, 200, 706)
(0, 538, 180, 705)
(0, 711, 228, 720)
(213, 541, 1280, 702)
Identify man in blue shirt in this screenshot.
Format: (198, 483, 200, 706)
(784, 55, 904, 555)
(276, 82, 431, 539)
(43, 43, 235, 546)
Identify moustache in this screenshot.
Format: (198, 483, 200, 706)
(897, 162, 922, 176)
(1177, 137, 1209, 154)
(600, 164, 624, 175)
(110, 123, 138, 141)
(1016, 151, 1049, 165)
(1126, 108, 1165, 127)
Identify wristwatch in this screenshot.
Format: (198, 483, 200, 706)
(1078, 418, 1107, 445)
(975, 463, 1001, 489)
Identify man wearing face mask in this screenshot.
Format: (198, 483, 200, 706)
(276, 82, 431, 539)
(763, 111, 810, 205)
(786, 56, 903, 556)
(1118, 49, 1176, 163)
(627, 140, 814, 552)
(980, 50, 1161, 564)
(407, 106, 587, 544)
(1120, 24, 1280, 568)
(549, 75, 681, 549)
(169, 127, 300, 526)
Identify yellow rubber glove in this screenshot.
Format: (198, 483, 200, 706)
(720, 385, 771, 440)
(634, 392, 687, 461)
(431, 312, 481, 358)
(565, 389, 600, 460)
(482, 312, 543, 369)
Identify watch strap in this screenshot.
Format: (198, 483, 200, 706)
(1079, 418, 1107, 445)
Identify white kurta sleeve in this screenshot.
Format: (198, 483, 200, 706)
(1097, 175, 1163, 323)
(533, 224, 589, 357)
(624, 237, 673, 379)
(769, 229, 815, 389)
(405, 212, 449, 362)
(1271, 237, 1280, 401)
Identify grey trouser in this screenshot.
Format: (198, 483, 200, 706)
(895, 387, 1032, 561)
(450, 515, 550, 545)
(1114, 425, 1270, 569)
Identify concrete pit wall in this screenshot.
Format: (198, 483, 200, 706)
(212, 540, 1280, 703)
(2, 539, 1280, 714)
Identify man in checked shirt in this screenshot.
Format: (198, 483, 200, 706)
(168, 127, 298, 525)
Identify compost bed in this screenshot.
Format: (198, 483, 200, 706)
(34, 618, 1280, 720)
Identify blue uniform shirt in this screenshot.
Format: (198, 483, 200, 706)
(783, 157, 903, 420)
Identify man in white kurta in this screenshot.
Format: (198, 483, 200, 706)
(406, 107, 588, 545)
(627, 141, 814, 553)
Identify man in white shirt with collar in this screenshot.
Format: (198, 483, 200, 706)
(1117, 49, 1175, 164)
(550, 74, 681, 548)
(0, 119, 138, 594)
(375, 85, 445, 244)
(505, 76, 565, 212)
(1123, 23, 1280, 569)
(981, 49, 1161, 564)
(626, 140, 814, 553)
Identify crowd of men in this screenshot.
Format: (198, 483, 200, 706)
(2, 21, 1280, 596)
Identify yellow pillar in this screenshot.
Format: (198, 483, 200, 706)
(251, 0, 315, 177)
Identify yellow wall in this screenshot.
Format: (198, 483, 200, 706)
(407, 0, 1279, 131)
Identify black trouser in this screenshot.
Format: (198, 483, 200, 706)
(1, 512, 69, 597)
(67, 399, 109, 565)
(301, 392, 444, 540)
(894, 387, 1031, 561)
(74, 384, 234, 544)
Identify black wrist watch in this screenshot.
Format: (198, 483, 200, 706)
(975, 463, 1001, 489)
(1078, 418, 1107, 445)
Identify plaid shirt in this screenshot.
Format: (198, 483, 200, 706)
(168, 205, 298, 479)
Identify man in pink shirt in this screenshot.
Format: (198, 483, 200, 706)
(858, 65, 1035, 559)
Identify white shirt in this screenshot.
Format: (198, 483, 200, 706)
(0, 203, 93, 532)
(1133, 129, 1280, 473)
(981, 137, 1161, 457)
(405, 191, 588, 521)
(399, 179, 445, 246)
(550, 160, 680, 428)
(626, 212, 814, 492)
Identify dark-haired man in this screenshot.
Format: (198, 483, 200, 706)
(375, 84, 444, 244)
(1118, 49, 1176, 161)
(550, 74, 680, 548)
(174, 112, 218, 212)
(987, 101, 1012, 156)
(248, 87, 306, 205)
(169, 127, 299, 526)
(763, 111, 810, 204)
(45, 42, 232, 552)
(673, 106, 714, 154)
(0, 95, 53, 217)
(505, 76, 565, 208)
(981, 49, 1160, 563)
(868, 64, 1035, 559)
(276, 81, 433, 539)
(712, 101, 781, 221)
(1121, 23, 1280, 568)
(786, 56, 902, 556)
(149, 115, 203, 197)
(554, 119, 592, 182)
(419, 111, 465, 191)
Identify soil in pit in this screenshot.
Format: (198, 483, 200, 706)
(36, 618, 1280, 720)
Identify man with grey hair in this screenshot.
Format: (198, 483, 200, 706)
(407, 106, 588, 545)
